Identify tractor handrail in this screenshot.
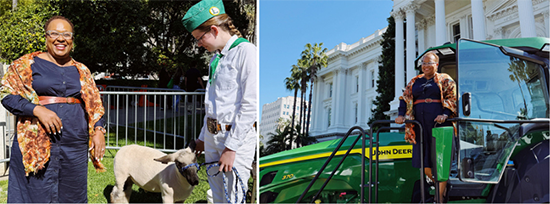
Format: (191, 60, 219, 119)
(370, 120, 425, 203)
(295, 126, 371, 204)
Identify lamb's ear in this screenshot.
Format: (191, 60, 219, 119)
(188, 140, 196, 152)
(154, 154, 173, 164)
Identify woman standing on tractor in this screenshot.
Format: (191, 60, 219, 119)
(395, 51, 457, 202)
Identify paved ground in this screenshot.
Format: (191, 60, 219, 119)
(0, 168, 8, 181)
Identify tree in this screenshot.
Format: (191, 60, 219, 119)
(297, 59, 308, 138)
(263, 127, 288, 156)
(300, 42, 328, 138)
(293, 124, 317, 148)
(53, 1, 153, 75)
(0, 1, 58, 64)
(368, 16, 396, 129)
(0, 0, 35, 19)
(284, 65, 301, 150)
(2, 0, 256, 76)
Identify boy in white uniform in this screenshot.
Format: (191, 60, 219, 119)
(182, 0, 258, 202)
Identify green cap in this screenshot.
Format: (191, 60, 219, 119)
(182, 0, 226, 33)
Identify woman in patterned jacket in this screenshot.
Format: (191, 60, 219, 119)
(395, 51, 457, 202)
(0, 16, 106, 203)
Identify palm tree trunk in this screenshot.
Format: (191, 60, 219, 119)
(290, 88, 298, 150)
(306, 78, 314, 138)
(296, 88, 305, 149)
(300, 90, 305, 135)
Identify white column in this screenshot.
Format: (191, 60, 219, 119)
(471, 0, 486, 40)
(435, 0, 447, 45)
(405, 3, 419, 83)
(335, 69, 347, 127)
(543, 11, 549, 37)
(417, 20, 426, 54)
(517, 0, 537, 37)
(330, 70, 339, 128)
(317, 79, 326, 130)
(392, 10, 405, 101)
(310, 78, 319, 133)
(358, 64, 367, 125)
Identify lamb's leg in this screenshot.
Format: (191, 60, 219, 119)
(111, 176, 133, 204)
(123, 178, 134, 202)
(161, 188, 175, 204)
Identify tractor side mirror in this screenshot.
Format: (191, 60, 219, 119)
(462, 92, 471, 117)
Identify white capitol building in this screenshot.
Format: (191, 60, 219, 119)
(309, 0, 549, 142)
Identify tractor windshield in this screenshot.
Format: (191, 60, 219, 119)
(456, 39, 549, 183)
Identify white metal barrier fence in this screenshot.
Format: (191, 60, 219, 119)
(102, 90, 206, 152)
(0, 88, 206, 168)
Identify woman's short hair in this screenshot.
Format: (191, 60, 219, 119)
(44, 16, 74, 32)
(422, 51, 439, 63)
(195, 14, 242, 38)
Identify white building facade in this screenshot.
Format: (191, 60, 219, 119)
(310, 0, 549, 142)
(309, 28, 386, 142)
(260, 96, 307, 144)
(387, 0, 549, 118)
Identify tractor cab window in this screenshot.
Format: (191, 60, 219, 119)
(456, 39, 549, 183)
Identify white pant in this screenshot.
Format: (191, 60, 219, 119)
(204, 128, 256, 203)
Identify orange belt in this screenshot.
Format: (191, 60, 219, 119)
(38, 96, 83, 106)
(413, 98, 441, 105)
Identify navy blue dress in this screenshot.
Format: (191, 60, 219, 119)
(399, 77, 451, 169)
(2, 57, 103, 203)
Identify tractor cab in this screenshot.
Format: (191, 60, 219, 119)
(418, 37, 549, 202)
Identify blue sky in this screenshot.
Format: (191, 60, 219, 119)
(259, 0, 394, 119)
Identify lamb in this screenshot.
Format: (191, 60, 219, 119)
(110, 144, 200, 203)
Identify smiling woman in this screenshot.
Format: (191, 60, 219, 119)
(0, 15, 106, 203)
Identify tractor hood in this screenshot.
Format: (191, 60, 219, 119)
(260, 132, 410, 169)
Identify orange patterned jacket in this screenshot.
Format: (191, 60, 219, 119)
(0, 52, 105, 175)
(399, 72, 457, 143)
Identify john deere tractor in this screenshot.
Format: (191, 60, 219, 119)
(260, 37, 549, 203)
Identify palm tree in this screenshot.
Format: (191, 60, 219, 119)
(264, 127, 290, 155)
(293, 125, 318, 148)
(301, 43, 328, 138)
(297, 59, 309, 139)
(264, 118, 292, 155)
(284, 65, 302, 150)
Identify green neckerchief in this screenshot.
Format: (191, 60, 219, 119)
(209, 37, 249, 84)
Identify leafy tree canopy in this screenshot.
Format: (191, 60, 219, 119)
(368, 16, 396, 128)
(1, 0, 255, 78)
(0, 0, 58, 64)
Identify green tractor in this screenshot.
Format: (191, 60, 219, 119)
(260, 37, 550, 203)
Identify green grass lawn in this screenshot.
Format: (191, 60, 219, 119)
(0, 150, 255, 203)
(0, 116, 256, 203)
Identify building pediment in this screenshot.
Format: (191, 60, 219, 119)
(487, 0, 517, 22)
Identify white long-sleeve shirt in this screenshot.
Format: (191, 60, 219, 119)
(198, 35, 258, 151)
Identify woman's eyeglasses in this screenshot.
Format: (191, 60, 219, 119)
(422, 62, 437, 66)
(46, 30, 73, 39)
(194, 28, 211, 44)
